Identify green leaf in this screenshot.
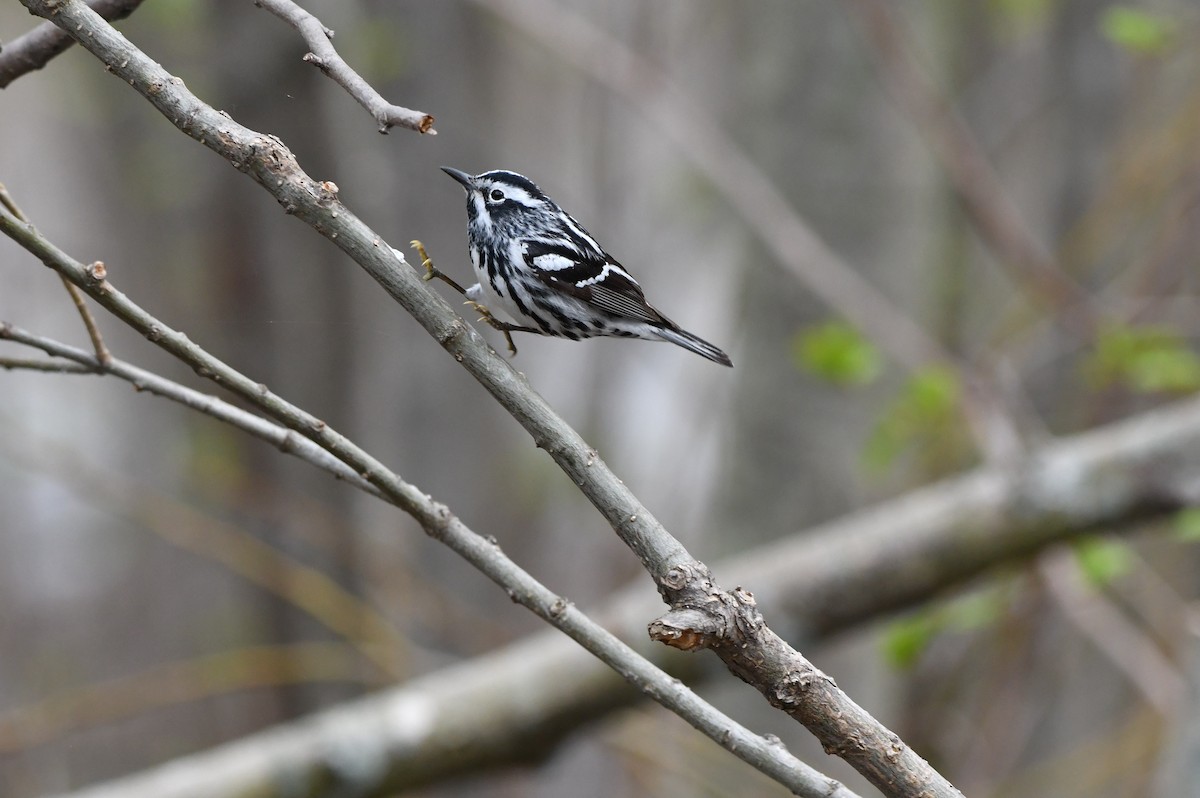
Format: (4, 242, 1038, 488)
(1084, 324, 1200, 394)
(1172, 508, 1200, 542)
(882, 612, 939, 670)
(792, 322, 882, 386)
(907, 368, 961, 414)
(988, 0, 1055, 31)
(1126, 348, 1200, 393)
(1101, 6, 1176, 55)
(1074, 538, 1132, 587)
(881, 588, 1011, 670)
(864, 366, 965, 471)
(944, 590, 1006, 632)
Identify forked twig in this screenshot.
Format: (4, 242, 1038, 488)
(0, 183, 112, 364)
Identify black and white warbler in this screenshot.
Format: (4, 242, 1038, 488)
(438, 167, 733, 367)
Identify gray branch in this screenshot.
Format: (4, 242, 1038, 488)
(253, 0, 435, 134)
(0, 0, 146, 88)
(0, 355, 95, 373)
(0, 321, 380, 496)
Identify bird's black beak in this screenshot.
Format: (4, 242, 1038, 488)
(441, 166, 474, 190)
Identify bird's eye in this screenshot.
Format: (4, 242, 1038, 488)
(489, 189, 505, 202)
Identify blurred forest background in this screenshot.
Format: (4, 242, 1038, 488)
(2, 0, 1200, 796)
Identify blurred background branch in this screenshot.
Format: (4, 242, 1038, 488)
(847, 0, 1096, 329)
(0, 0, 145, 88)
(0, 643, 374, 754)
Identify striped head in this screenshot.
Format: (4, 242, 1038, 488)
(441, 167, 564, 243)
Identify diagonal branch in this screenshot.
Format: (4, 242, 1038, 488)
(0, 0, 146, 88)
(0, 320, 379, 496)
(14, 2, 959, 793)
(0, 217, 852, 797)
(252, 0, 435, 134)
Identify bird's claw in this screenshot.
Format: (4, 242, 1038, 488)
(466, 300, 519, 357)
(410, 239, 437, 282)
(410, 240, 469, 295)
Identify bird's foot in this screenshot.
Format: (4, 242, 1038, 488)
(410, 240, 468, 295)
(465, 300, 520, 356)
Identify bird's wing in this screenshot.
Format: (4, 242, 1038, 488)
(523, 238, 665, 324)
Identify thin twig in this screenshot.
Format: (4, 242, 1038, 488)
(0, 320, 380, 496)
(0, 0, 147, 88)
(0, 182, 111, 363)
(253, 0, 435, 134)
(58, 275, 113, 363)
(0, 356, 96, 373)
(0, 219, 852, 798)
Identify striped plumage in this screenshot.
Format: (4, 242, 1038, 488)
(442, 167, 732, 367)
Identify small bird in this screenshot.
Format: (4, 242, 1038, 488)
(438, 167, 732, 367)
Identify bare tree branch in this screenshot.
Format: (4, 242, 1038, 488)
(0, 355, 95, 373)
(0, 0, 146, 88)
(252, 0, 435, 134)
(0, 212, 853, 797)
(0, 320, 380, 496)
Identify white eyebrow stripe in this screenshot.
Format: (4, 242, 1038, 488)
(490, 185, 539, 207)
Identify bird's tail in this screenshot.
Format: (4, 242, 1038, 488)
(653, 324, 733, 367)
